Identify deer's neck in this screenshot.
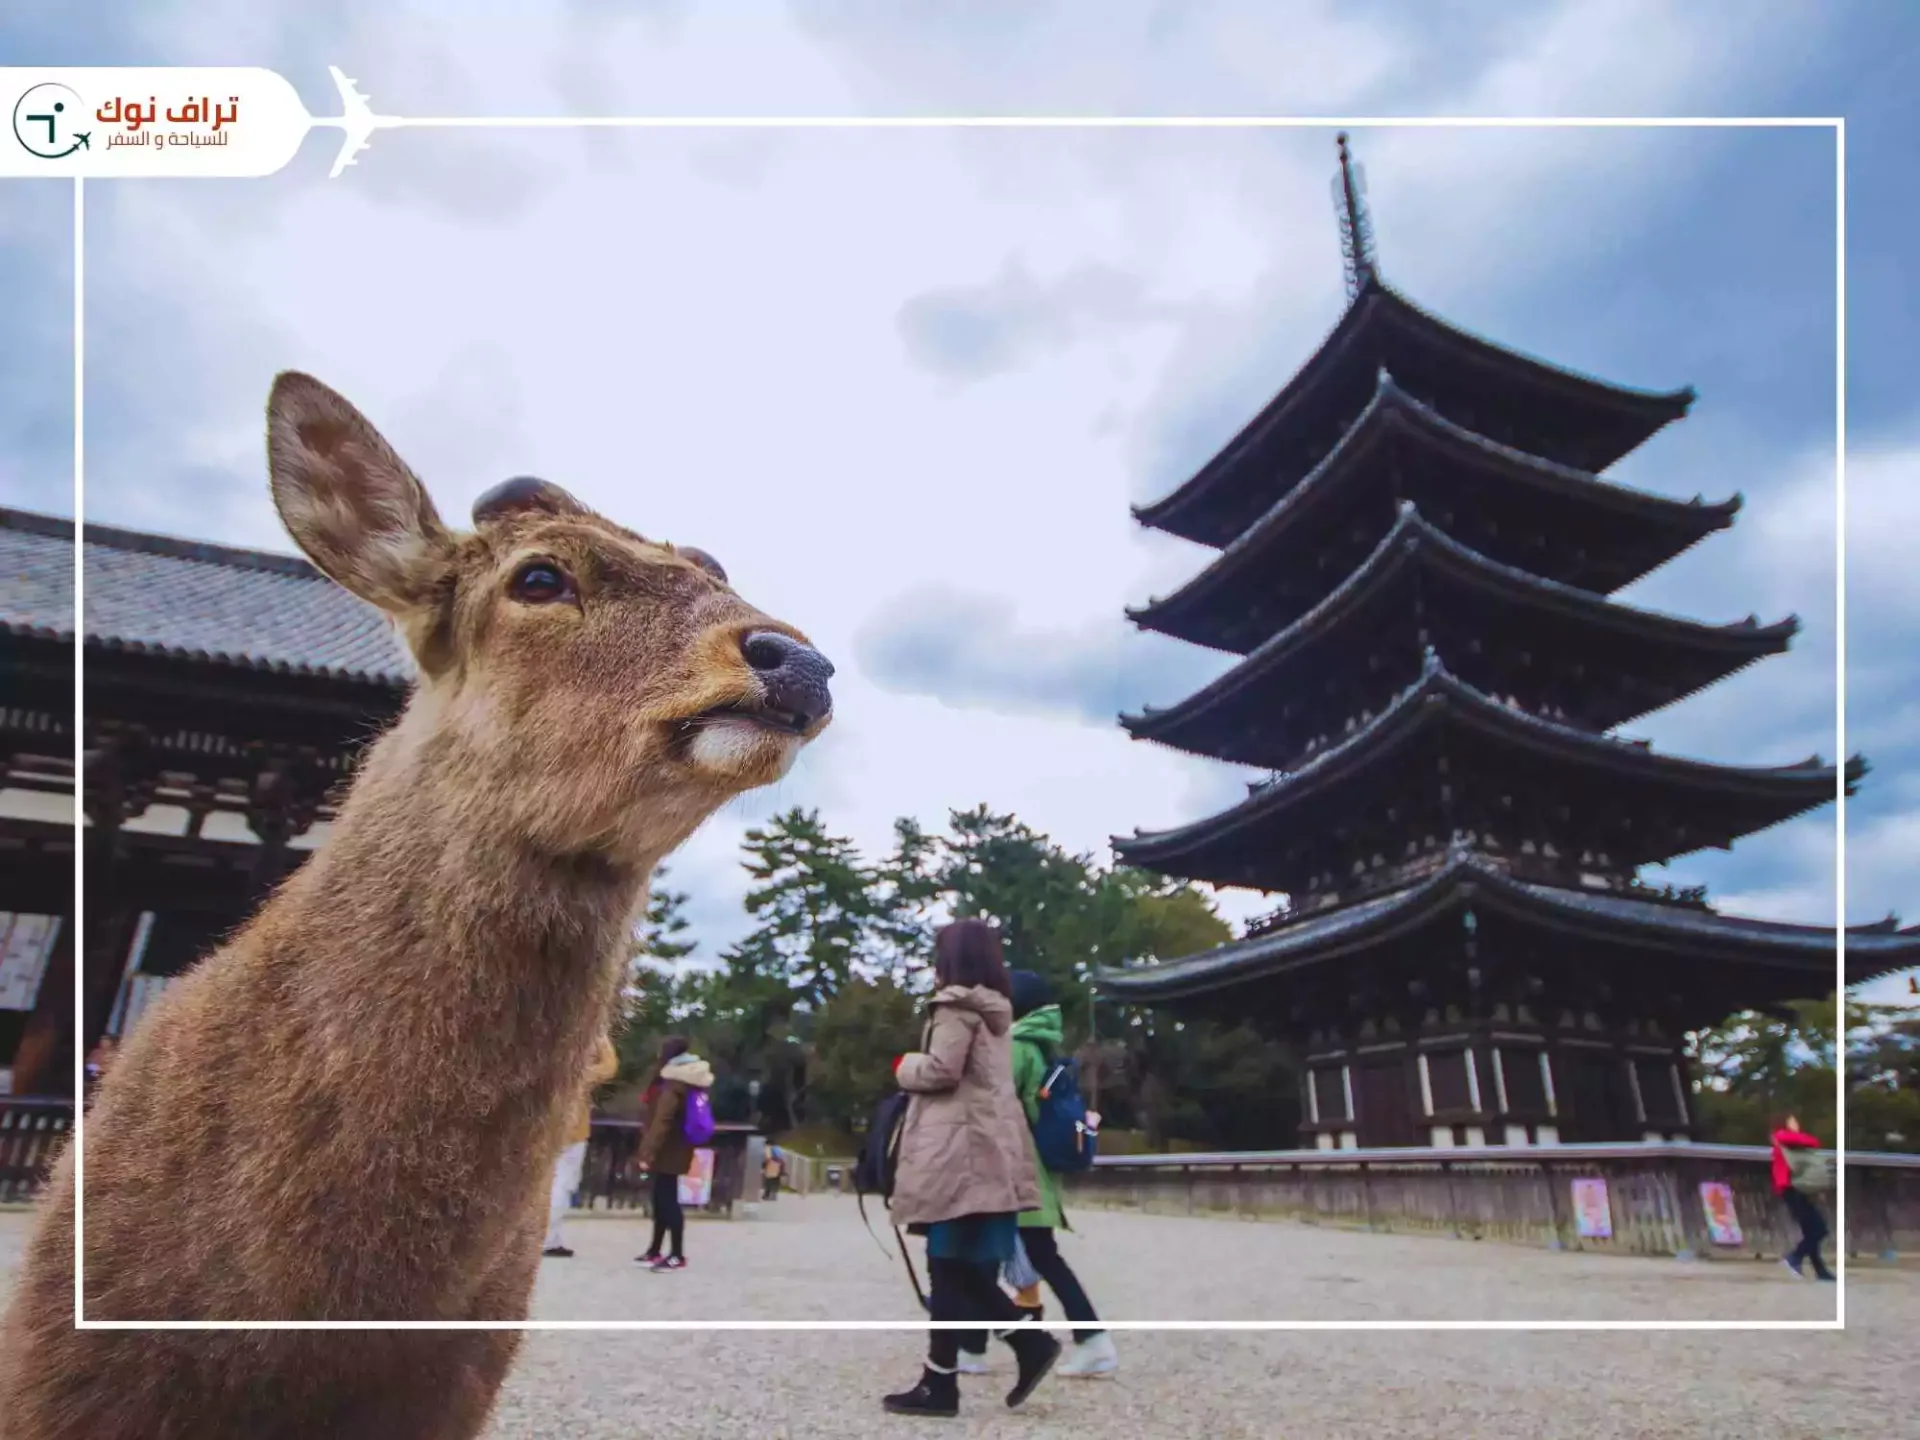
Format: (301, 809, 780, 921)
(257, 724, 655, 1108)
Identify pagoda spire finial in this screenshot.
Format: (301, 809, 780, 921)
(1332, 131, 1379, 302)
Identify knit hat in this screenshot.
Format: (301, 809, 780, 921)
(1008, 969, 1055, 1020)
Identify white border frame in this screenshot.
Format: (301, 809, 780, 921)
(63, 112, 1848, 1333)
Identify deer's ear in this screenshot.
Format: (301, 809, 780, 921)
(266, 372, 453, 615)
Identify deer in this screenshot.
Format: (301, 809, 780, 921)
(0, 372, 835, 1440)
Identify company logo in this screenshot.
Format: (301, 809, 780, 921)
(1, 66, 385, 180)
(11, 79, 245, 160)
(11, 82, 90, 159)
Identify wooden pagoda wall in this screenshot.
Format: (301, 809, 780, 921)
(1279, 921, 1701, 1152)
(1303, 1023, 1694, 1152)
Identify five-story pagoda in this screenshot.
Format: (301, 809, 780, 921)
(1098, 136, 1920, 1151)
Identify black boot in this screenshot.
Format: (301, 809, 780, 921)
(883, 1366, 960, 1417)
(1003, 1328, 1062, 1409)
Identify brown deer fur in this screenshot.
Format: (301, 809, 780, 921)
(0, 373, 830, 1439)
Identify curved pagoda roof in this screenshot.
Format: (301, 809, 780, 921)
(1121, 502, 1798, 768)
(1092, 846, 1918, 1004)
(1112, 658, 1860, 893)
(1134, 277, 1697, 548)
(1128, 373, 1737, 655)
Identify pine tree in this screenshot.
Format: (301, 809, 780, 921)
(868, 816, 943, 987)
(635, 866, 698, 964)
(732, 809, 877, 1010)
(617, 866, 702, 1081)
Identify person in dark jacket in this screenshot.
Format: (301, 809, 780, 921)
(635, 1036, 715, 1273)
(1770, 1113, 1835, 1281)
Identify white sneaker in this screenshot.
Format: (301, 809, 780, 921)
(1056, 1332, 1118, 1378)
(1779, 1259, 1807, 1280)
(955, 1352, 992, 1375)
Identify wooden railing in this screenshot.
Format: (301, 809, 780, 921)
(15, 1096, 1906, 1262)
(0, 1103, 757, 1218)
(1067, 1141, 1920, 1260)
(575, 1118, 755, 1217)
(0, 1096, 72, 1203)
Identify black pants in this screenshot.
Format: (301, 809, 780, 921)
(959, 1226, 1103, 1352)
(928, 1257, 1028, 1371)
(1782, 1186, 1832, 1277)
(648, 1169, 685, 1259)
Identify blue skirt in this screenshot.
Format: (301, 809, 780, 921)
(924, 1212, 1019, 1266)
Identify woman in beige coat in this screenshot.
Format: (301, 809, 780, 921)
(882, 919, 1061, 1418)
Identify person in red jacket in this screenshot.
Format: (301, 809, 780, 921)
(1771, 1114, 1835, 1281)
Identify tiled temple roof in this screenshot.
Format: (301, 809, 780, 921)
(1133, 276, 1697, 546)
(0, 508, 413, 686)
(1128, 371, 1738, 648)
(1113, 654, 1859, 873)
(1121, 501, 1797, 754)
(1094, 846, 1918, 998)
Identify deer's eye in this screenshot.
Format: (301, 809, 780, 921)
(509, 559, 575, 604)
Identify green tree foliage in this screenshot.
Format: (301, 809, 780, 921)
(940, 805, 1096, 984)
(1690, 996, 1920, 1153)
(614, 805, 1284, 1147)
(868, 817, 943, 986)
(615, 867, 700, 1082)
(734, 810, 878, 1009)
(807, 977, 924, 1132)
(1849, 1003, 1920, 1152)
(1690, 998, 1837, 1143)
(624, 820, 1917, 1157)
(637, 869, 697, 962)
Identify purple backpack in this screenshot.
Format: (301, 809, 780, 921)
(681, 1086, 716, 1146)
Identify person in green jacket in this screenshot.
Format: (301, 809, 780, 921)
(960, 969, 1118, 1379)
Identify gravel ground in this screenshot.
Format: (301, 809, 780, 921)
(3, 1198, 1914, 1437)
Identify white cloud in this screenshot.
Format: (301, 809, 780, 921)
(35, 0, 1909, 966)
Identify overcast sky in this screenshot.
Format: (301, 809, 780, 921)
(4, 0, 1915, 1004)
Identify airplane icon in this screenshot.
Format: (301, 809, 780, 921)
(315, 65, 399, 179)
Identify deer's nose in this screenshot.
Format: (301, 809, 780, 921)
(741, 631, 834, 727)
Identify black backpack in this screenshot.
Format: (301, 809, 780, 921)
(854, 1088, 911, 1202)
(855, 1077, 928, 1311)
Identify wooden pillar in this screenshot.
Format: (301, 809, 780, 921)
(9, 919, 73, 1097)
(80, 838, 142, 1056)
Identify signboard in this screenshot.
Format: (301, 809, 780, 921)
(1570, 1177, 1612, 1239)
(1699, 1181, 1744, 1246)
(0, 914, 60, 1012)
(678, 1147, 715, 1209)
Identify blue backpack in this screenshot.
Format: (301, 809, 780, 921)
(1029, 1052, 1097, 1174)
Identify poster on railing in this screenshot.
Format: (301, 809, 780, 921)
(1699, 1181, 1743, 1246)
(1570, 1177, 1612, 1238)
(678, 1147, 714, 1208)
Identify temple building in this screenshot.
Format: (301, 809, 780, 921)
(0, 507, 409, 1100)
(1098, 137, 1920, 1150)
